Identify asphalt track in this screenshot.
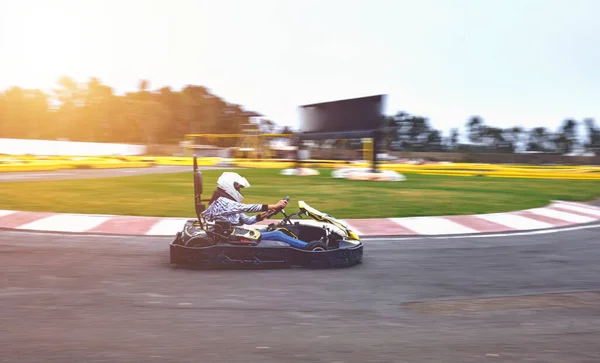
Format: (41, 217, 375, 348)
(2, 226, 600, 363)
(2, 166, 600, 362)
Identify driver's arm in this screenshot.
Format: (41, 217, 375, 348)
(240, 213, 259, 225)
(228, 199, 288, 214)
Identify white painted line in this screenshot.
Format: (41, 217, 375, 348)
(436, 222, 600, 239)
(390, 216, 477, 235)
(551, 203, 600, 217)
(145, 218, 189, 236)
(29, 173, 65, 177)
(0, 173, 65, 179)
(0, 210, 16, 217)
(472, 213, 553, 230)
(368, 222, 600, 241)
(529, 207, 596, 224)
(16, 214, 111, 233)
(553, 200, 600, 212)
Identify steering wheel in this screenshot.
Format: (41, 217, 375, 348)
(264, 196, 290, 219)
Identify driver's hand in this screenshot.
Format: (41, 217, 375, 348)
(276, 199, 288, 209)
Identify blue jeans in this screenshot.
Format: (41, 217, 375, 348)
(259, 229, 307, 249)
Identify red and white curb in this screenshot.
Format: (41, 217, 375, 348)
(0, 200, 599, 237)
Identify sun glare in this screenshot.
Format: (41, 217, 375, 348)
(2, 2, 93, 90)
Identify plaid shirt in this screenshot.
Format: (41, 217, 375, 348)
(202, 197, 267, 225)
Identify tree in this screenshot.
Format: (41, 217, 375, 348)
(156, 86, 185, 144)
(527, 127, 552, 152)
(555, 119, 578, 154)
(502, 126, 523, 153)
(53, 76, 83, 140)
(386, 112, 445, 152)
(0, 87, 51, 140)
(466, 116, 484, 144)
(425, 129, 443, 151)
(80, 77, 114, 141)
(391, 111, 412, 150)
(481, 126, 511, 152)
(382, 115, 399, 150)
(1, 87, 27, 138)
(0, 77, 265, 145)
(181, 85, 212, 135)
(407, 116, 429, 150)
(449, 128, 459, 151)
(584, 118, 600, 155)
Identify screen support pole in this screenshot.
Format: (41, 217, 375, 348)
(371, 129, 379, 173)
(294, 135, 301, 169)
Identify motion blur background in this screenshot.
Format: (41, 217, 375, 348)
(1, 0, 599, 163)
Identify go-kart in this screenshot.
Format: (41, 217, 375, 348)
(169, 157, 363, 269)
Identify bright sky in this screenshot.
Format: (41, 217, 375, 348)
(1, 0, 599, 139)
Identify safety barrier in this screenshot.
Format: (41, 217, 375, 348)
(2, 155, 600, 179)
(0, 156, 152, 172)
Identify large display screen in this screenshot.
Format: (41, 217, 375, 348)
(298, 95, 386, 134)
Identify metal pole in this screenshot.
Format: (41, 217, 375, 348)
(371, 129, 380, 173)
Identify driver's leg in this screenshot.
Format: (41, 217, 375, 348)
(260, 230, 307, 249)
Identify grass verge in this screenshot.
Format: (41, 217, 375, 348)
(1, 168, 599, 218)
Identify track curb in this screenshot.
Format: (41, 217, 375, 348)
(1, 200, 599, 238)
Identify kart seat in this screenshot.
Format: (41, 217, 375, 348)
(194, 168, 207, 216)
(214, 220, 233, 234)
(194, 171, 206, 213)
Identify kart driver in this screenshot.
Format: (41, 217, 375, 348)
(202, 172, 309, 249)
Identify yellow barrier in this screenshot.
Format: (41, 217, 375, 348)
(329, 162, 600, 180)
(0, 163, 65, 172)
(0, 155, 224, 171)
(233, 161, 296, 168)
(2, 155, 600, 180)
(0, 157, 152, 171)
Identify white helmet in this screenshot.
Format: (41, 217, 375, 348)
(217, 172, 250, 202)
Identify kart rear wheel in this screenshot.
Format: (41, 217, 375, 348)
(304, 241, 328, 251)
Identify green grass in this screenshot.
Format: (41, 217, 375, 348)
(1, 168, 599, 218)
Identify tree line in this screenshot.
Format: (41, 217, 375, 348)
(380, 112, 600, 156)
(1, 77, 599, 155)
(0, 77, 270, 147)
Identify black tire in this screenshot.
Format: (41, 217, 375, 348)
(304, 241, 328, 251)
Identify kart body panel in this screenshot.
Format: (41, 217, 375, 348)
(298, 200, 360, 240)
(170, 219, 363, 269)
